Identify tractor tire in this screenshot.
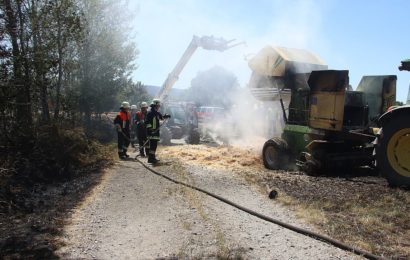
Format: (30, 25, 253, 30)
(262, 137, 290, 170)
(160, 127, 172, 146)
(186, 128, 200, 144)
(297, 153, 320, 176)
(376, 114, 410, 187)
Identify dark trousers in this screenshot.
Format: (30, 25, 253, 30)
(137, 128, 149, 155)
(117, 131, 130, 155)
(130, 127, 136, 146)
(149, 139, 158, 157)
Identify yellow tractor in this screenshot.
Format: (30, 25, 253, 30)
(378, 59, 410, 186)
(249, 47, 410, 186)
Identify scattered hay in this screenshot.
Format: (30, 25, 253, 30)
(159, 144, 410, 259)
(160, 145, 263, 172)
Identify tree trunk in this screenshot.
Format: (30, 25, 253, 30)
(4, 0, 32, 128)
(54, 5, 63, 120)
(31, 0, 50, 122)
(17, 0, 32, 125)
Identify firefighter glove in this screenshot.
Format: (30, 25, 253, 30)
(163, 113, 171, 119)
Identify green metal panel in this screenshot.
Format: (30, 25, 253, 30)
(282, 124, 313, 155)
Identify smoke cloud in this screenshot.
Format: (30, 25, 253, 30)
(132, 0, 331, 150)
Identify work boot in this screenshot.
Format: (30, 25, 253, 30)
(139, 148, 146, 157)
(148, 154, 159, 164)
(118, 152, 126, 160)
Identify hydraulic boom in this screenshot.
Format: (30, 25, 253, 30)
(157, 35, 244, 101)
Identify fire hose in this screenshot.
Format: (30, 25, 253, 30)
(134, 156, 386, 260)
(141, 118, 170, 148)
(118, 118, 170, 146)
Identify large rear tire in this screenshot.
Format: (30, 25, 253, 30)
(262, 137, 290, 170)
(186, 128, 200, 144)
(376, 114, 410, 186)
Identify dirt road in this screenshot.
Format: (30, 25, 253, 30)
(56, 151, 358, 259)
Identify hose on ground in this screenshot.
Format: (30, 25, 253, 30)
(134, 157, 386, 260)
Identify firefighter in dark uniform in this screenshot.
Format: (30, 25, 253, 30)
(145, 99, 170, 163)
(135, 101, 149, 157)
(114, 101, 131, 159)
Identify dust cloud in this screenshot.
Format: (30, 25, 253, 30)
(200, 87, 286, 152)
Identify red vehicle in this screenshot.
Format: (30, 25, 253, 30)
(197, 106, 225, 121)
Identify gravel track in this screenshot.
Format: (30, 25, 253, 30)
(56, 152, 359, 259)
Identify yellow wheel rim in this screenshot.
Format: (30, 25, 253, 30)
(387, 128, 410, 177)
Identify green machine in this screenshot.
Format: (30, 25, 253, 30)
(248, 47, 410, 186)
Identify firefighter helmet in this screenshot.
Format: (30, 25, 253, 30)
(140, 102, 149, 108)
(131, 105, 137, 110)
(151, 99, 161, 106)
(121, 101, 130, 109)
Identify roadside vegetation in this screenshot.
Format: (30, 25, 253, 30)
(0, 0, 148, 258)
(160, 144, 410, 259)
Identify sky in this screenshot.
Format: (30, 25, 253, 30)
(131, 0, 410, 102)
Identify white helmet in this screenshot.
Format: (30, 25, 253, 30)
(151, 99, 161, 106)
(130, 105, 137, 110)
(140, 102, 148, 108)
(121, 101, 130, 109)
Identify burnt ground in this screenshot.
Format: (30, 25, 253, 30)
(0, 119, 116, 259)
(261, 170, 410, 259)
(0, 167, 108, 259)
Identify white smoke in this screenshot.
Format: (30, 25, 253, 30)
(199, 86, 287, 152)
(132, 0, 331, 150)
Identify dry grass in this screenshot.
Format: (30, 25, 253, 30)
(159, 144, 410, 259)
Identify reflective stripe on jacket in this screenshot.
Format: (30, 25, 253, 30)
(146, 108, 163, 138)
(114, 110, 131, 131)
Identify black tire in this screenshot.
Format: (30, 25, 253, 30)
(297, 153, 320, 176)
(262, 137, 290, 170)
(186, 128, 200, 144)
(160, 127, 172, 145)
(376, 114, 410, 187)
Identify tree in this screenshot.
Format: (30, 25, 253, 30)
(0, 0, 139, 130)
(119, 81, 152, 109)
(28, 0, 83, 121)
(185, 66, 239, 108)
(3, 0, 32, 128)
(77, 0, 138, 122)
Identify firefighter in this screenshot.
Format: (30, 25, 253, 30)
(145, 99, 170, 163)
(114, 101, 131, 159)
(135, 101, 149, 157)
(130, 104, 138, 147)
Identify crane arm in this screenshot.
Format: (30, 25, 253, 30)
(157, 35, 244, 101)
(157, 37, 199, 101)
